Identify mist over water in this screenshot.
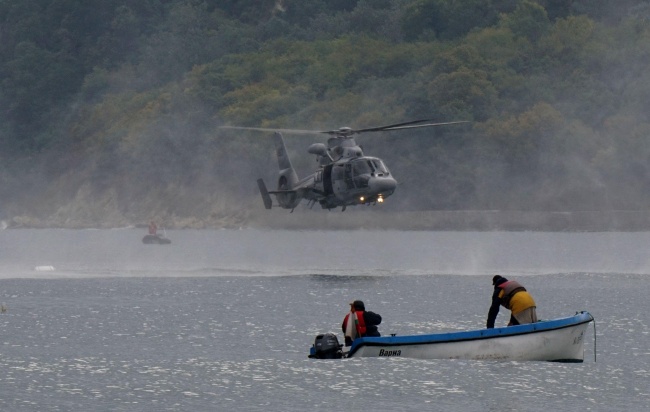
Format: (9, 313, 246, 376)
(1, 229, 649, 411)
(2, 228, 650, 279)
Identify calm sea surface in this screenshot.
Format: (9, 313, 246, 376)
(0, 229, 648, 411)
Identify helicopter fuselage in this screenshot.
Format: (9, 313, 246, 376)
(303, 156, 397, 209)
(260, 132, 396, 211)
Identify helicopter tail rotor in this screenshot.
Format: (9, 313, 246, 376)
(257, 179, 273, 209)
(271, 132, 302, 209)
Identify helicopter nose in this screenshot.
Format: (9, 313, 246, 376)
(369, 176, 397, 195)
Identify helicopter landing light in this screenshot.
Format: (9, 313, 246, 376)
(359, 196, 365, 202)
(377, 196, 384, 203)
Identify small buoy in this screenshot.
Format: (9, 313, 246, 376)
(35, 265, 55, 271)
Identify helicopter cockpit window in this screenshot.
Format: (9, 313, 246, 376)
(352, 160, 373, 176)
(371, 159, 389, 175)
(351, 159, 373, 188)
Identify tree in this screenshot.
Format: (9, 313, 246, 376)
(426, 67, 498, 121)
(499, 0, 551, 42)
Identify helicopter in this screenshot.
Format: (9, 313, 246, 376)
(221, 119, 468, 211)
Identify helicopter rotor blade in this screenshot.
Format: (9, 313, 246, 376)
(375, 120, 471, 132)
(220, 119, 470, 136)
(352, 118, 440, 133)
(354, 120, 470, 134)
(219, 126, 327, 135)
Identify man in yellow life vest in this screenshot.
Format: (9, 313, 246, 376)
(487, 275, 537, 329)
(342, 300, 382, 346)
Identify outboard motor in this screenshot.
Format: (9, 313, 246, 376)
(309, 333, 343, 359)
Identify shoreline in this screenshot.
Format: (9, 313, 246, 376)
(3, 209, 650, 232)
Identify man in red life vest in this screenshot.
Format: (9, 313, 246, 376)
(342, 300, 382, 346)
(487, 275, 537, 328)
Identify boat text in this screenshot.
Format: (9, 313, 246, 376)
(378, 349, 401, 357)
(573, 331, 584, 345)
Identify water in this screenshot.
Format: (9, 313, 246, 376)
(0, 229, 649, 411)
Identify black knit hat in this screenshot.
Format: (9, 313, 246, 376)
(350, 300, 365, 310)
(492, 275, 507, 285)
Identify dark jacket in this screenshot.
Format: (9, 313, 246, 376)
(487, 277, 510, 329)
(362, 311, 382, 337)
(487, 278, 531, 328)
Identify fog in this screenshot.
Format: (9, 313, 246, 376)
(2, 229, 650, 279)
(1, 1, 649, 229)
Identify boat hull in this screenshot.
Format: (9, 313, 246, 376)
(142, 234, 171, 244)
(315, 312, 594, 362)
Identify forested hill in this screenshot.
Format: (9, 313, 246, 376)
(1, 0, 649, 229)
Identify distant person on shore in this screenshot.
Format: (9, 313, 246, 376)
(148, 221, 158, 236)
(487, 275, 537, 328)
(342, 300, 382, 346)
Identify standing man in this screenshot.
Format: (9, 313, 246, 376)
(487, 275, 537, 329)
(342, 300, 382, 346)
(148, 220, 158, 236)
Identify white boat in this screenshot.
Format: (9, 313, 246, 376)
(309, 311, 594, 362)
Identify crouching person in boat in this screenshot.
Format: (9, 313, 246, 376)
(487, 275, 537, 329)
(342, 300, 382, 346)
